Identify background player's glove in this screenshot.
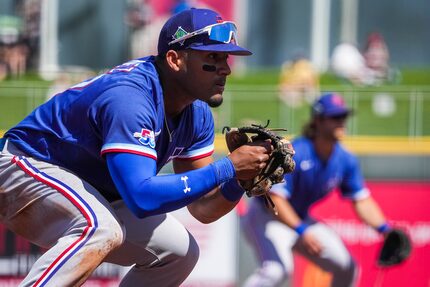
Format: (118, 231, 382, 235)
(223, 121, 295, 212)
(378, 228, 412, 267)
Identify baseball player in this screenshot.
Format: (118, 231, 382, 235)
(241, 93, 392, 287)
(0, 8, 271, 286)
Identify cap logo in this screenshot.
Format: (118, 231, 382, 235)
(313, 102, 324, 114)
(331, 94, 345, 107)
(172, 26, 189, 46)
(216, 16, 223, 23)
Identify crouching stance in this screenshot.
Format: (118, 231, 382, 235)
(0, 8, 266, 286)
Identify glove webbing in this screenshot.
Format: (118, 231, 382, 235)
(223, 121, 289, 215)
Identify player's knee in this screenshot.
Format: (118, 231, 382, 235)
(94, 218, 124, 253)
(332, 258, 357, 280)
(133, 232, 199, 280)
(178, 233, 200, 274)
(345, 259, 357, 276)
(339, 257, 356, 273)
(104, 225, 124, 251)
(330, 258, 357, 287)
(258, 261, 289, 285)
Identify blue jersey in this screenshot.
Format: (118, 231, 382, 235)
(5, 56, 214, 201)
(271, 136, 369, 219)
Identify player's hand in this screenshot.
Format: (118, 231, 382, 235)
(228, 141, 272, 181)
(301, 232, 323, 256)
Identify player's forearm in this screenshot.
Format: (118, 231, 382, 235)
(270, 193, 303, 229)
(107, 153, 237, 218)
(353, 197, 387, 228)
(175, 157, 246, 223)
(187, 186, 238, 224)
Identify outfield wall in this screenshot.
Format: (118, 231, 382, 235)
(214, 134, 430, 180)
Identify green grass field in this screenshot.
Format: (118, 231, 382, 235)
(1, 69, 429, 136)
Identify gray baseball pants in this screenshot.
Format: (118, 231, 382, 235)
(241, 199, 357, 287)
(0, 139, 199, 286)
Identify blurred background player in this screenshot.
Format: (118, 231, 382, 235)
(0, 8, 273, 286)
(241, 93, 393, 287)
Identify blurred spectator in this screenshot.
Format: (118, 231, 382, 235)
(0, 60, 8, 81)
(125, 0, 152, 31)
(0, 15, 29, 78)
(125, 0, 199, 59)
(363, 32, 390, 84)
(330, 42, 372, 86)
(2, 40, 29, 78)
(331, 35, 398, 86)
(0, 1, 41, 79)
(278, 57, 319, 107)
(20, 0, 42, 71)
(0, 15, 21, 45)
(125, 0, 155, 58)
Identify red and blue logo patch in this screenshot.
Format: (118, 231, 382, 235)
(133, 129, 156, 148)
(331, 93, 345, 107)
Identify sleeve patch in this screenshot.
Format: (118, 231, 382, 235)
(133, 128, 157, 148)
(101, 143, 157, 160)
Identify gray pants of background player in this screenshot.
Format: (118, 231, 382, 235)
(0, 140, 199, 287)
(241, 199, 357, 287)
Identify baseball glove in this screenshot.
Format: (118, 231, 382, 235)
(378, 228, 412, 267)
(223, 121, 295, 212)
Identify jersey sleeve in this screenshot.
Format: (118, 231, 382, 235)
(340, 154, 370, 200)
(270, 138, 303, 199)
(176, 102, 215, 160)
(270, 172, 293, 199)
(107, 152, 222, 218)
(90, 85, 159, 160)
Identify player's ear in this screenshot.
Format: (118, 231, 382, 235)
(165, 50, 187, 72)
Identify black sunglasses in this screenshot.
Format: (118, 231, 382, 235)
(326, 114, 348, 121)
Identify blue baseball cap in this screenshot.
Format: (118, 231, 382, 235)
(312, 93, 352, 117)
(158, 8, 252, 56)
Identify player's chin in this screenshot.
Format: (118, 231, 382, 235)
(334, 128, 346, 140)
(206, 93, 223, 108)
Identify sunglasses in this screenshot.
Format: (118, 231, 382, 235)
(168, 21, 238, 46)
(326, 114, 348, 121)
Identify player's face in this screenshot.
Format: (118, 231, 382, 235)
(182, 50, 232, 107)
(319, 114, 348, 141)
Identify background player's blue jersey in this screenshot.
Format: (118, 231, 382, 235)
(271, 136, 369, 219)
(5, 56, 214, 201)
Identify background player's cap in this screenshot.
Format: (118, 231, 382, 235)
(158, 8, 252, 56)
(312, 93, 353, 117)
